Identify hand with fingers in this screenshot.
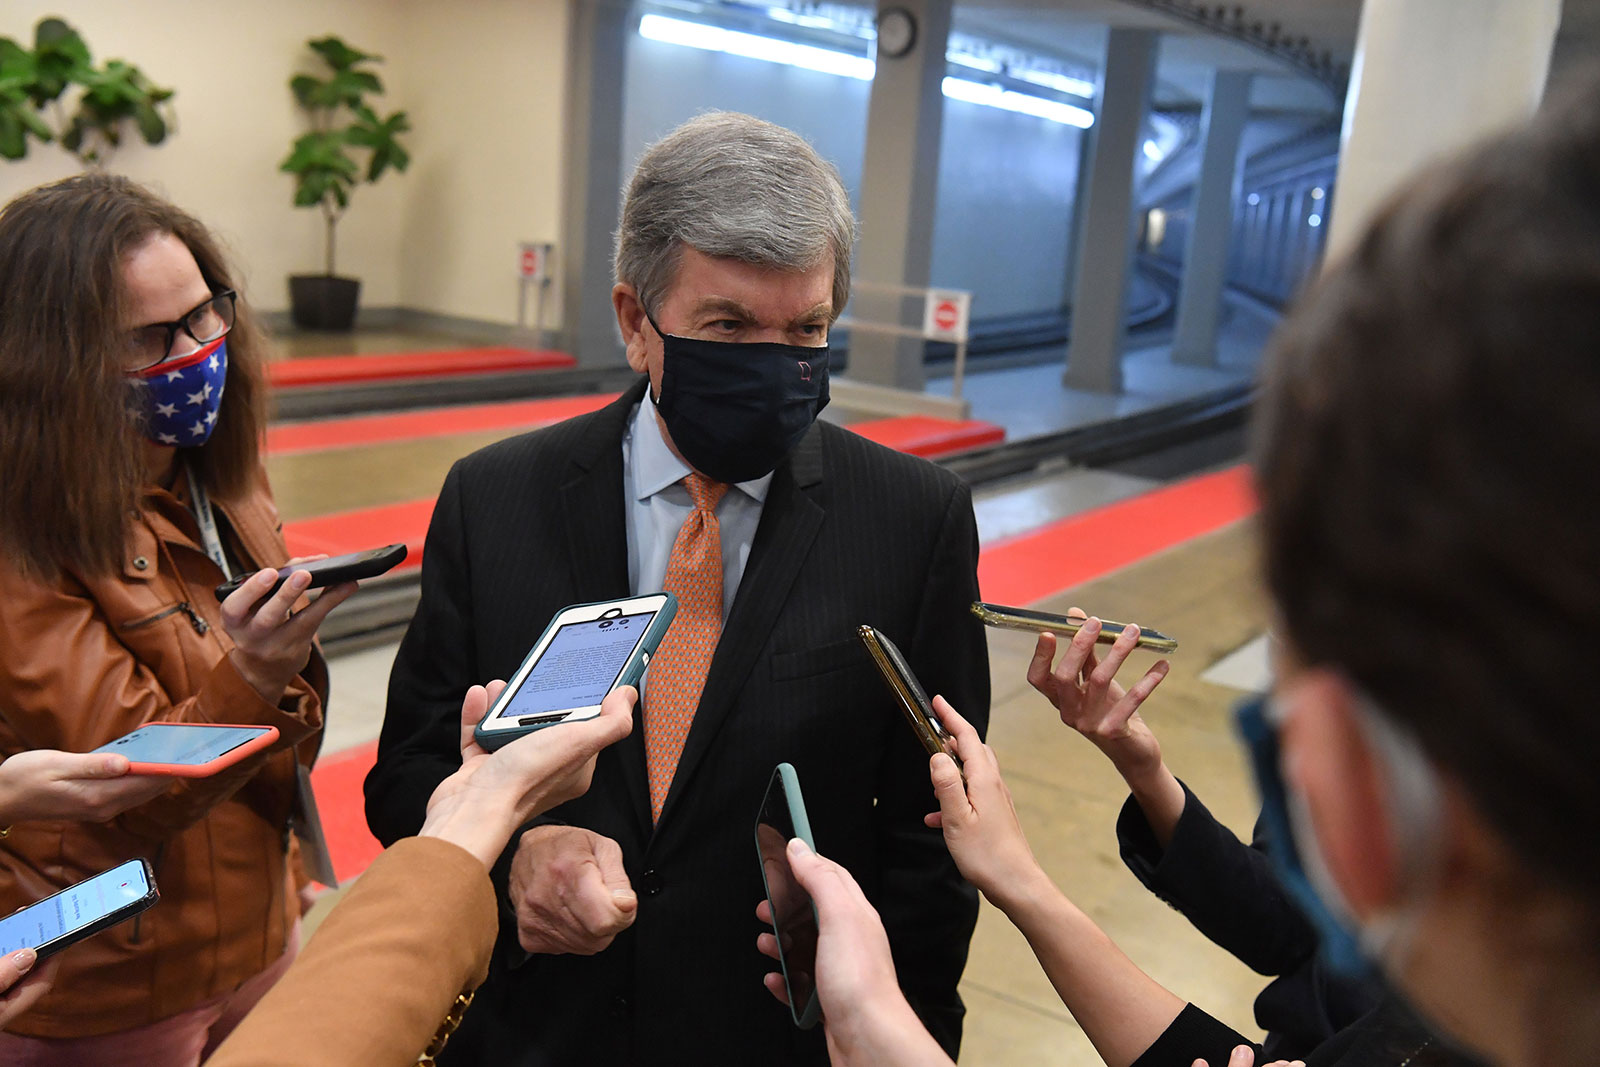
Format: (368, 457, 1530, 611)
(0, 948, 60, 1030)
(509, 822, 638, 955)
(1025, 609, 1187, 841)
(422, 683, 636, 870)
(1025, 608, 1170, 786)
(0, 749, 176, 824)
(217, 560, 357, 705)
(1192, 1045, 1298, 1067)
(921, 696, 1051, 907)
(754, 839, 954, 1067)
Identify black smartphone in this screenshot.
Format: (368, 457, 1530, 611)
(755, 763, 821, 1030)
(0, 858, 159, 961)
(213, 543, 407, 601)
(858, 625, 963, 777)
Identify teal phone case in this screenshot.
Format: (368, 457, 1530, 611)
(755, 762, 822, 1030)
(473, 593, 678, 752)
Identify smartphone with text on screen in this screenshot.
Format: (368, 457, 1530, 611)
(754, 762, 821, 1030)
(0, 859, 158, 961)
(473, 593, 678, 751)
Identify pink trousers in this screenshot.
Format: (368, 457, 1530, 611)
(0, 923, 299, 1067)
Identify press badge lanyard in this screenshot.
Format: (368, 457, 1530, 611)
(185, 461, 339, 885)
(184, 459, 233, 581)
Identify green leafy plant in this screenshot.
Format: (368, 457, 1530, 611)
(279, 36, 410, 276)
(0, 17, 173, 165)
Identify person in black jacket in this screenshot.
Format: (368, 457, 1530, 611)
(365, 111, 989, 1065)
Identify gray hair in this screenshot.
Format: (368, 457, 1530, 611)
(614, 112, 856, 321)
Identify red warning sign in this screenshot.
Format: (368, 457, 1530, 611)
(923, 289, 971, 340)
(518, 242, 551, 280)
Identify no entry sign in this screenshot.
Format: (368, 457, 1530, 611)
(923, 289, 971, 340)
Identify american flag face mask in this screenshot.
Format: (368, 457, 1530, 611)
(128, 336, 229, 447)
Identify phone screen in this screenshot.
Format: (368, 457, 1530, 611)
(0, 859, 152, 957)
(756, 774, 818, 1015)
(487, 610, 661, 723)
(92, 724, 272, 766)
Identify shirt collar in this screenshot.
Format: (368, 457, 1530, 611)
(629, 395, 773, 504)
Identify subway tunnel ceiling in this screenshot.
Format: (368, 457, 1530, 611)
(737, 0, 1364, 114)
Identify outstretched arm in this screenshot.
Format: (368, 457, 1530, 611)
(928, 698, 1193, 1067)
(208, 683, 636, 1067)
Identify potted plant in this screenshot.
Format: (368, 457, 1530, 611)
(0, 16, 174, 165)
(279, 35, 409, 331)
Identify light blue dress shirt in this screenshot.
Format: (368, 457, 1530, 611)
(622, 396, 772, 621)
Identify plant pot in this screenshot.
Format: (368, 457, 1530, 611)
(288, 274, 361, 331)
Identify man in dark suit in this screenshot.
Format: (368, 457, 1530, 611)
(364, 112, 990, 1065)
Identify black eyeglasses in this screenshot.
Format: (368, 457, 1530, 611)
(124, 290, 238, 374)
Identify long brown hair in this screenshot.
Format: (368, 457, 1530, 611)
(0, 173, 268, 579)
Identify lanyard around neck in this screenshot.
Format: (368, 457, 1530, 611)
(184, 458, 233, 581)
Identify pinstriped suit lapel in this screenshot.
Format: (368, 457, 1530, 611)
(561, 377, 654, 838)
(653, 427, 826, 831)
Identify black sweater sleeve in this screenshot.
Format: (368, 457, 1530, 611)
(1131, 1004, 1255, 1067)
(1117, 781, 1318, 976)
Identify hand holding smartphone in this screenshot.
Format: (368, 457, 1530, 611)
(213, 543, 407, 601)
(92, 723, 279, 777)
(474, 594, 677, 751)
(0, 859, 158, 962)
(755, 763, 821, 1029)
(858, 625, 964, 779)
(970, 601, 1178, 653)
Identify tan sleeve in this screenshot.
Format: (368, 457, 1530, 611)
(206, 836, 500, 1067)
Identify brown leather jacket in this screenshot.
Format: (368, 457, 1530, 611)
(0, 468, 329, 1037)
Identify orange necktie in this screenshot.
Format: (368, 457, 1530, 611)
(645, 472, 729, 823)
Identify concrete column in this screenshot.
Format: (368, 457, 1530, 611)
(1063, 28, 1158, 393)
(1326, 0, 1563, 261)
(1171, 69, 1251, 367)
(558, 0, 631, 365)
(1059, 128, 1095, 299)
(851, 0, 953, 391)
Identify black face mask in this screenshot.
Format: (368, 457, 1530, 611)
(647, 312, 830, 484)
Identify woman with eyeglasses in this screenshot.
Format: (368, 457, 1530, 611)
(757, 81, 1600, 1067)
(0, 173, 355, 1062)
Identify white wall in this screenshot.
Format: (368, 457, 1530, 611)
(0, 0, 573, 324)
(3, 2, 1096, 328)
(395, 0, 571, 327)
(621, 34, 1085, 322)
(0, 0, 413, 313)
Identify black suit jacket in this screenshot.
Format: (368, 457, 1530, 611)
(365, 381, 990, 1065)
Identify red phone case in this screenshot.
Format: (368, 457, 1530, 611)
(119, 723, 281, 777)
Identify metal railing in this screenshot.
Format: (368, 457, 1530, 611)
(835, 280, 973, 419)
